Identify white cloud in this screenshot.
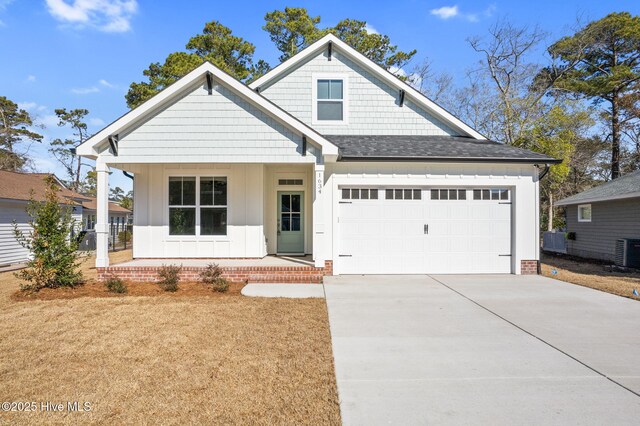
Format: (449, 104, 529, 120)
(45, 0, 138, 33)
(430, 5, 459, 20)
(99, 78, 115, 88)
(364, 23, 379, 35)
(89, 117, 105, 127)
(18, 101, 47, 112)
(25, 75, 36, 82)
(430, 4, 495, 22)
(71, 86, 100, 94)
(40, 114, 61, 128)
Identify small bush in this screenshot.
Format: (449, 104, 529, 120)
(105, 276, 127, 294)
(199, 263, 229, 293)
(157, 265, 181, 292)
(118, 230, 132, 244)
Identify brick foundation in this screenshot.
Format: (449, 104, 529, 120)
(98, 265, 324, 283)
(520, 260, 539, 275)
(324, 260, 333, 276)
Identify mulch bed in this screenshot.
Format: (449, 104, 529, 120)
(12, 281, 245, 301)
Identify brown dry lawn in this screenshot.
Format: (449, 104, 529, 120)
(0, 251, 340, 425)
(541, 253, 640, 301)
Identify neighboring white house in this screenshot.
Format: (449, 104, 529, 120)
(0, 170, 130, 267)
(76, 34, 559, 276)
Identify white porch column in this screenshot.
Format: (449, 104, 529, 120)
(313, 163, 325, 268)
(95, 160, 110, 268)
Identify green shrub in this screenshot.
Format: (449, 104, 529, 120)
(13, 176, 84, 292)
(199, 263, 229, 293)
(117, 230, 132, 244)
(105, 276, 127, 294)
(157, 265, 181, 292)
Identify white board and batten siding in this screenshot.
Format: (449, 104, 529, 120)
(259, 50, 456, 136)
(323, 163, 540, 275)
(107, 80, 319, 164)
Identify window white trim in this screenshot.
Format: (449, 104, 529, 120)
(312, 73, 349, 125)
(577, 204, 592, 222)
(166, 174, 229, 240)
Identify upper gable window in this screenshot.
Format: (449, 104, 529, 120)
(313, 75, 348, 124)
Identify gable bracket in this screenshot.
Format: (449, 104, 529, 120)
(328, 41, 332, 61)
(206, 72, 213, 95)
(399, 89, 405, 107)
(108, 134, 119, 156)
(302, 135, 307, 156)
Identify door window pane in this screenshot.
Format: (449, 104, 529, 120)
(473, 189, 481, 200)
(370, 189, 378, 199)
(413, 189, 421, 200)
(169, 208, 195, 235)
(342, 188, 350, 199)
(440, 189, 449, 200)
(431, 190, 439, 200)
(291, 194, 301, 212)
(404, 189, 413, 199)
(281, 214, 291, 231)
(201, 208, 226, 235)
(459, 190, 467, 200)
(395, 189, 403, 199)
(361, 189, 369, 199)
(291, 213, 301, 231)
(500, 190, 509, 200)
(317, 102, 343, 120)
(482, 189, 490, 200)
(214, 177, 227, 206)
(386, 189, 393, 199)
(281, 194, 290, 212)
(449, 189, 458, 200)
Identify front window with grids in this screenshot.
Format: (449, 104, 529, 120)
(342, 188, 379, 200)
(385, 189, 422, 200)
(169, 176, 227, 236)
(430, 189, 467, 200)
(473, 188, 510, 201)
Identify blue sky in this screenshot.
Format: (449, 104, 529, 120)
(1, 0, 638, 192)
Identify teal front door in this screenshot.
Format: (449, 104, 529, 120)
(277, 191, 304, 254)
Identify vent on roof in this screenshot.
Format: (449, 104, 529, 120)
(278, 179, 303, 186)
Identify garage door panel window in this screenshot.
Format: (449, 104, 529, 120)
(342, 188, 378, 200)
(430, 189, 467, 200)
(386, 188, 422, 200)
(473, 188, 510, 201)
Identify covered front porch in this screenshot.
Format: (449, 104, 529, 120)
(93, 161, 329, 281)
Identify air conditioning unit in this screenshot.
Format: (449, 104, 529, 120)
(615, 239, 640, 268)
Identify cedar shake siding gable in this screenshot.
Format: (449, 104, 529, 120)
(111, 81, 318, 163)
(259, 49, 457, 136)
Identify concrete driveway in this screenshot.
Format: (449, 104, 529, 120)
(324, 275, 640, 425)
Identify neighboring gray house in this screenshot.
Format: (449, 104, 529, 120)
(0, 170, 130, 267)
(556, 171, 640, 262)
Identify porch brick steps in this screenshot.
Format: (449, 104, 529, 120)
(97, 265, 325, 283)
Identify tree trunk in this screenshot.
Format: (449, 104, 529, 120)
(548, 192, 553, 231)
(611, 94, 621, 179)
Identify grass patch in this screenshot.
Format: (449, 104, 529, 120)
(0, 250, 341, 424)
(542, 253, 640, 300)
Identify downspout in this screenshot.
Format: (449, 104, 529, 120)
(123, 171, 134, 180)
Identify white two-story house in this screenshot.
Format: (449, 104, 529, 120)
(77, 34, 558, 282)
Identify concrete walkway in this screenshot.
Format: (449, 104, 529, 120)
(324, 275, 640, 425)
(241, 283, 325, 298)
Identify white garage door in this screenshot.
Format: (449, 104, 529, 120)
(337, 187, 512, 274)
(0, 203, 32, 267)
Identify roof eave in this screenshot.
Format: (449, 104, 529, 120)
(556, 191, 640, 206)
(338, 156, 561, 164)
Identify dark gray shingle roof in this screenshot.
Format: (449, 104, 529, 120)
(556, 170, 640, 206)
(325, 135, 560, 163)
